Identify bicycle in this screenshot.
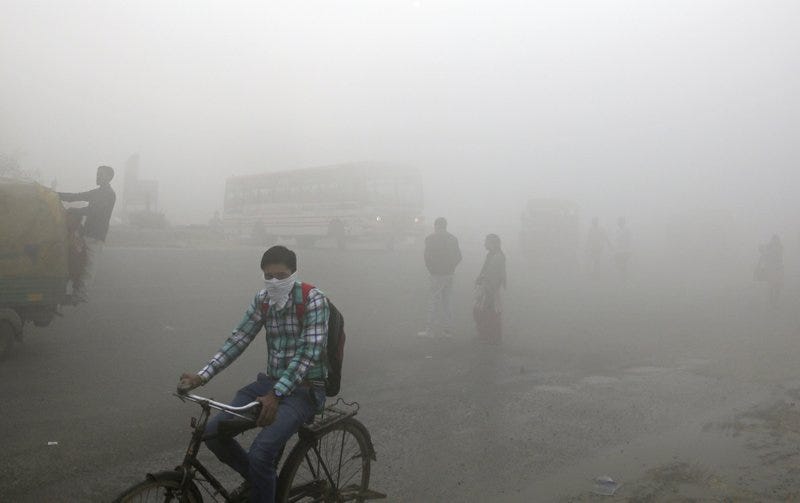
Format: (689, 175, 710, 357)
(113, 392, 386, 502)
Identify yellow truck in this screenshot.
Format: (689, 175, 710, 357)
(0, 178, 69, 357)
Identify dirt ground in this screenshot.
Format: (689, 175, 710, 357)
(1, 240, 799, 502)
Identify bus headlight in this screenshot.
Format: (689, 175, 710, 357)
(376, 216, 382, 222)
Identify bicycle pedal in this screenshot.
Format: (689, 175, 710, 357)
(360, 488, 387, 500)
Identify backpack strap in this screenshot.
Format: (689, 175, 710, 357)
(294, 282, 315, 328)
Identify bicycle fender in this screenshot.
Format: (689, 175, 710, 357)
(348, 418, 378, 461)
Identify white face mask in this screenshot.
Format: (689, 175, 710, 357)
(264, 272, 297, 309)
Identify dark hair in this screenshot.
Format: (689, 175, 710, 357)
(98, 165, 115, 180)
(434, 217, 447, 229)
(260, 245, 297, 272)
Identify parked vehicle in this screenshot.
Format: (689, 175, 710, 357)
(0, 178, 69, 357)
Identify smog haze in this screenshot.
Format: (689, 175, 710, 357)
(2, 0, 797, 234)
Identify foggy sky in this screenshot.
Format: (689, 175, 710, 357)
(1, 0, 798, 234)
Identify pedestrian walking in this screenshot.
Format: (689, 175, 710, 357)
(755, 234, 784, 307)
(473, 234, 506, 345)
(418, 217, 462, 338)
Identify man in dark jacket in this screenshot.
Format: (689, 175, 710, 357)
(418, 217, 462, 338)
(58, 165, 116, 303)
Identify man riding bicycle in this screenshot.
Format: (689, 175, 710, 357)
(178, 246, 329, 503)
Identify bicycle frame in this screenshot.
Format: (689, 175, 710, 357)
(176, 401, 336, 502)
(175, 398, 236, 501)
(172, 393, 261, 501)
(166, 392, 380, 502)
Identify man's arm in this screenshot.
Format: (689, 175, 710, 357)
(274, 289, 329, 396)
(58, 188, 97, 203)
(196, 293, 265, 383)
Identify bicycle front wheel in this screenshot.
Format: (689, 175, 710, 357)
(113, 470, 203, 503)
(277, 418, 372, 502)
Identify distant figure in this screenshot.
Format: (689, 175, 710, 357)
(418, 217, 462, 338)
(614, 217, 632, 280)
(585, 217, 611, 278)
(473, 234, 506, 345)
(756, 235, 784, 307)
(58, 165, 116, 304)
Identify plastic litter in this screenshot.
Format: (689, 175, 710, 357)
(47, 441, 58, 446)
(592, 475, 620, 496)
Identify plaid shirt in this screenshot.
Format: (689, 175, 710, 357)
(198, 283, 329, 396)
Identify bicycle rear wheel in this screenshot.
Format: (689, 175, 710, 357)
(113, 470, 203, 503)
(277, 418, 372, 502)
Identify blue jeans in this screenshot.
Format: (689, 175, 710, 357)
(204, 373, 325, 503)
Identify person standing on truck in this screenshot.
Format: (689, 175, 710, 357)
(418, 217, 462, 338)
(58, 165, 116, 304)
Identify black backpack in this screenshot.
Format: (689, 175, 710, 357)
(290, 283, 345, 397)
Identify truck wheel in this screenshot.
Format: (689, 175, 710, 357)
(0, 321, 14, 360)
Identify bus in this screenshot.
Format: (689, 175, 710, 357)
(223, 162, 424, 248)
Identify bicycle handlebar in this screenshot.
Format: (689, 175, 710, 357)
(174, 392, 260, 420)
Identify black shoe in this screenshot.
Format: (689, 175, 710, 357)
(229, 480, 251, 502)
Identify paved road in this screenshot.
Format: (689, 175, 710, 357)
(1, 244, 799, 501)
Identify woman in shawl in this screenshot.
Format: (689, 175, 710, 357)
(474, 234, 506, 344)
